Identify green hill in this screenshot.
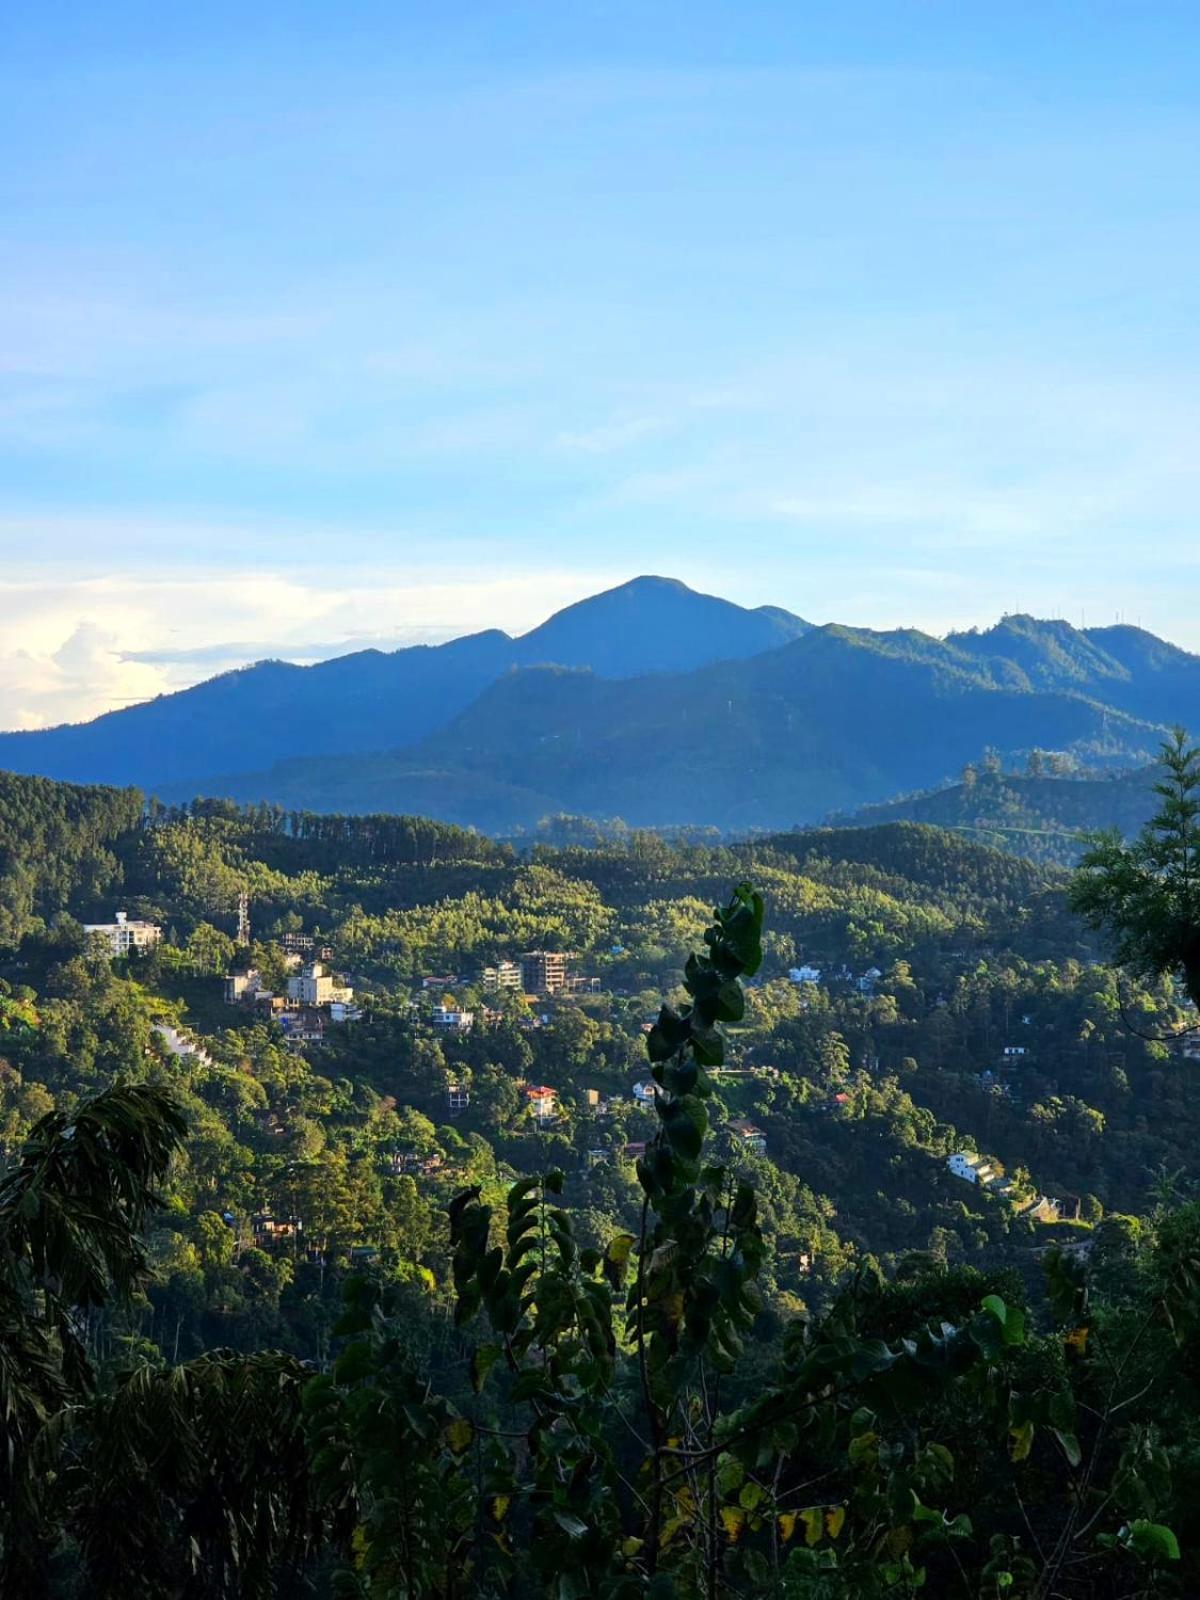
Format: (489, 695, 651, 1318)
(841, 764, 1161, 864)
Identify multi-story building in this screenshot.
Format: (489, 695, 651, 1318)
(83, 911, 162, 957)
(286, 960, 353, 1008)
(525, 1085, 558, 1123)
(521, 950, 570, 995)
(481, 959, 523, 991)
(432, 1004, 474, 1032)
(224, 969, 265, 1004)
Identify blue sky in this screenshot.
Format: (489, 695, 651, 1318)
(3, 2, 1200, 726)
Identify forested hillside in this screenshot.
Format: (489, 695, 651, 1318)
(4, 768, 1200, 1592)
(844, 762, 1161, 864)
(0, 776, 1189, 1339)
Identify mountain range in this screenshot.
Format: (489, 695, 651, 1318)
(0, 576, 1194, 832)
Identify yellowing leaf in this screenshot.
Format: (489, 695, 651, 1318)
(720, 1507, 747, 1542)
(445, 1417, 474, 1455)
(491, 1495, 511, 1523)
(825, 1506, 846, 1540)
(351, 1524, 369, 1569)
(621, 1537, 643, 1558)
(801, 1507, 824, 1546)
(1010, 1419, 1035, 1462)
(778, 1512, 797, 1543)
(1065, 1326, 1089, 1354)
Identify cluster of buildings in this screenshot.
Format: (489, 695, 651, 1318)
(443, 1078, 568, 1124)
(788, 963, 883, 996)
(224, 956, 361, 1045)
(428, 951, 600, 1002)
(418, 952, 601, 1035)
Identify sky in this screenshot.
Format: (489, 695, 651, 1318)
(3, 1, 1200, 729)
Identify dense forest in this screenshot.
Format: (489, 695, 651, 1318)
(2, 756, 1200, 1594)
(842, 760, 1160, 866)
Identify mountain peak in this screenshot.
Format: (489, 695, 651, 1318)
(517, 575, 808, 678)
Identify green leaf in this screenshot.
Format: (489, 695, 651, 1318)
(1052, 1429, 1081, 1468)
(661, 1094, 707, 1161)
(471, 1342, 502, 1393)
(1123, 1520, 1180, 1562)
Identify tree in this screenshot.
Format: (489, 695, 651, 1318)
(1071, 728, 1200, 1008)
(0, 1083, 188, 1584)
(0, 1085, 322, 1595)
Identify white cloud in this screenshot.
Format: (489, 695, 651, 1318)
(0, 559, 625, 731)
(0, 622, 168, 731)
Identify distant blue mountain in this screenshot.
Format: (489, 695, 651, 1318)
(0, 576, 808, 791)
(181, 620, 1180, 832)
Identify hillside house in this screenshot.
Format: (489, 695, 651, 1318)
(729, 1119, 767, 1155)
(83, 911, 162, 957)
(288, 953, 352, 1004)
(789, 965, 823, 985)
(287, 960, 353, 1008)
(632, 1080, 657, 1107)
(525, 1085, 558, 1123)
(224, 968, 265, 1004)
(280, 1009, 325, 1046)
(446, 1080, 470, 1115)
(947, 1151, 996, 1186)
(252, 1214, 302, 1243)
(432, 1003, 474, 1032)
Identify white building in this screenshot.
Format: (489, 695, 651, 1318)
(84, 911, 161, 957)
(947, 1151, 996, 1186)
(286, 960, 353, 1008)
(431, 1005, 474, 1032)
(789, 965, 823, 985)
(632, 1080, 657, 1107)
(525, 1085, 558, 1122)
